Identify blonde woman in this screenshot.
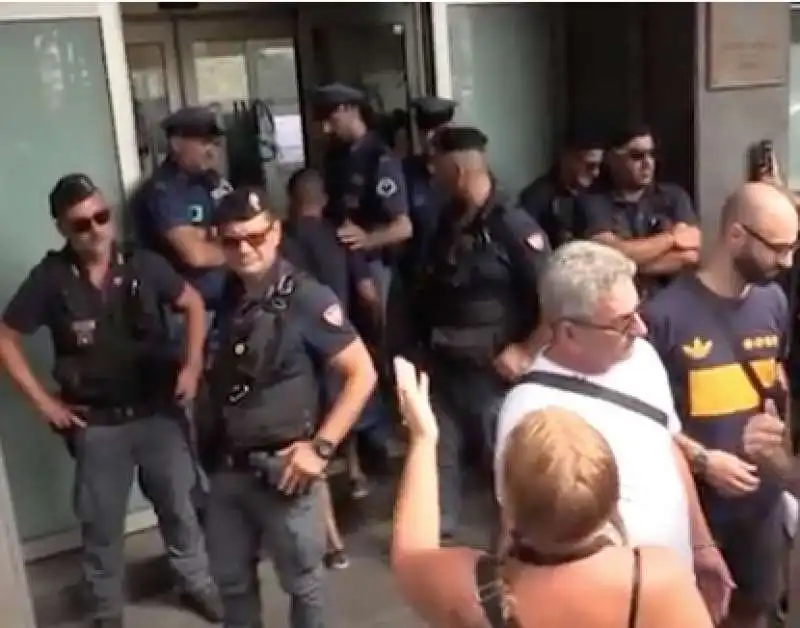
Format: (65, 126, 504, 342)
(390, 357, 712, 628)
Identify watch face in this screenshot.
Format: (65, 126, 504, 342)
(314, 439, 334, 459)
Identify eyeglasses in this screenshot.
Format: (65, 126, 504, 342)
(67, 208, 112, 234)
(565, 310, 641, 336)
(219, 222, 276, 249)
(740, 223, 799, 257)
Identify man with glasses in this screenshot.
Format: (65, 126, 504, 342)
(518, 123, 605, 249)
(579, 123, 701, 299)
(0, 174, 222, 627)
(201, 187, 376, 628)
(642, 182, 798, 628)
(496, 240, 731, 623)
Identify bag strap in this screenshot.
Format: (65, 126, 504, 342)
(516, 371, 670, 429)
(474, 554, 505, 628)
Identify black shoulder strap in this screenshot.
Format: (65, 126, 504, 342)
(516, 371, 670, 429)
(627, 547, 642, 628)
(475, 554, 505, 628)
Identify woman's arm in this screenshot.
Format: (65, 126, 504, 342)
(390, 359, 486, 626)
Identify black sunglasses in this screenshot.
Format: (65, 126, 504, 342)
(68, 208, 112, 234)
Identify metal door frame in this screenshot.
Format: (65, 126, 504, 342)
(123, 19, 183, 111)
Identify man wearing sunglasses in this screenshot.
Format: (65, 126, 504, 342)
(0, 174, 222, 627)
(579, 123, 701, 299)
(202, 187, 376, 628)
(133, 106, 230, 312)
(642, 182, 798, 628)
(518, 122, 605, 249)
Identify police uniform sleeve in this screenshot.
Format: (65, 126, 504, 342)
(373, 154, 409, 218)
(2, 262, 53, 335)
(295, 279, 359, 362)
(664, 184, 699, 226)
(498, 206, 551, 289)
(346, 249, 372, 286)
(580, 194, 618, 239)
(136, 249, 187, 304)
(149, 181, 196, 233)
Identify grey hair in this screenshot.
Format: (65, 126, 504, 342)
(538, 241, 636, 322)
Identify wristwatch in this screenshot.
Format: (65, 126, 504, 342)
(690, 446, 709, 477)
(311, 438, 336, 461)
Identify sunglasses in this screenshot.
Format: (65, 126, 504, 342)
(626, 148, 656, 162)
(220, 224, 275, 249)
(68, 208, 112, 234)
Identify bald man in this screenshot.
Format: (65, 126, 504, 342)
(641, 182, 798, 628)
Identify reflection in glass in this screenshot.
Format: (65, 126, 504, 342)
(126, 43, 170, 177)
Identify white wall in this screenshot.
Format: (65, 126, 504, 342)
(694, 3, 791, 240)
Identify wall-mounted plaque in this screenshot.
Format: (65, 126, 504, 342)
(706, 2, 789, 90)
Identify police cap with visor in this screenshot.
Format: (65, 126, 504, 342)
(411, 96, 457, 132)
(162, 106, 225, 139)
(310, 83, 366, 120)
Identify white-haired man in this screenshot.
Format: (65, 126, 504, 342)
(494, 240, 732, 623)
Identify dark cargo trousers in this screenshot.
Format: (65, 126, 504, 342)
(205, 468, 326, 628)
(72, 414, 213, 619)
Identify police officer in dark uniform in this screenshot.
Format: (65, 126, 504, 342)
(201, 187, 376, 628)
(133, 106, 231, 312)
(312, 83, 412, 305)
(401, 96, 457, 278)
(0, 175, 221, 627)
(312, 82, 412, 460)
(408, 127, 551, 539)
(517, 123, 605, 249)
(578, 122, 701, 298)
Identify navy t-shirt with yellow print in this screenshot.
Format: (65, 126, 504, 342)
(642, 273, 788, 522)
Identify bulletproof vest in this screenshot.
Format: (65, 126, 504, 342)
(208, 271, 320, 451)
(47, 249, 171, 407)
(420, 207, 523, 365)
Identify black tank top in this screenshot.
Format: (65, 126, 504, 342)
(475, 543, 642, 628)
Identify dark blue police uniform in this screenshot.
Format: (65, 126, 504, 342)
(2, 246, 214, 623)
(413, 188, 550, 537)
(579, 182, 698, 296)
(132, 106, 230, 309)
(203, 256, 359, 628)
(518, 168, 589, 249)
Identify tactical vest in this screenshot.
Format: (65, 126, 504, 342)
(420, 207, 525, 365)
(47, 249, 172, 408)
(208, 271, 320, 452)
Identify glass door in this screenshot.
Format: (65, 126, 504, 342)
(123, 21, 181, 179)
(295, 4, 427, 168)
(177, 18, 303, 214)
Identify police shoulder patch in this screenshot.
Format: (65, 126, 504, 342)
(188, 204, 204, 223)
(376, 177, 398, 198)
(322, 303, 344, 327)
(526, 232, 545, 251)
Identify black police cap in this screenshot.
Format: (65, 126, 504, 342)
(212, 186, 272, 227)
(161, 106, 224, 139)
(49, 173, 99, 219)
(562, 121, 607, 151)
(606, 120, 652, 150)
(310, 83, 366, 116)
(431, 126, 488, 154)
(411, 96, 457, 131)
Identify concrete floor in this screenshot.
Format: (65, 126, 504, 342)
(27, 470, 494, 628)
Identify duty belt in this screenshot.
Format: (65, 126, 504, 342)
(222, 440, 302, 470)
(75, 401, 161, 426)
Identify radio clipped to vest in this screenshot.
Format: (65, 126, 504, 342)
(210, 272, 319, 453)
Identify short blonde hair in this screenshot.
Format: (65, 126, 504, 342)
(501, 406, 619, 551)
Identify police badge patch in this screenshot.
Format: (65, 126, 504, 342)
(526, 233, 545, 251)
(376, 177, 398, 198)
(322, 304, 343, 327)
(188, 204, 204, 223)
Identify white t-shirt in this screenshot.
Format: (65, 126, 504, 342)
(494, 337, 692, 566)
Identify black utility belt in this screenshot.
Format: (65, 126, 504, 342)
(70, 402, 160, 426)
(223, 440, 303, 470)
